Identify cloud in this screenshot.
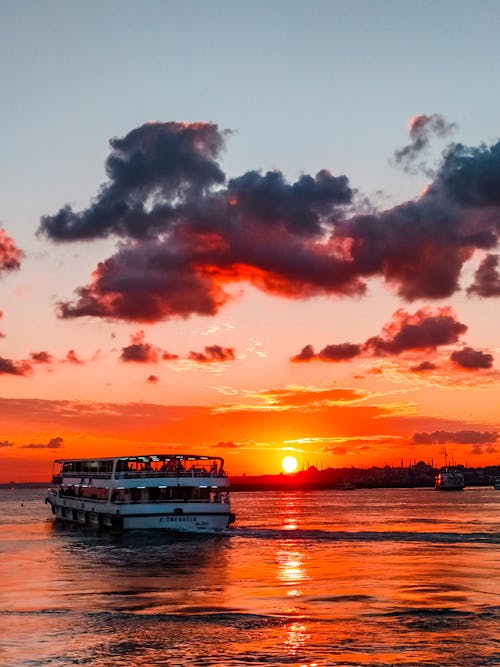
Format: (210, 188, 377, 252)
(450, 346, 494, 369)
(470, 444, 499, 455)
(38, 121, 228, 240)
(21, 436, 64, 449)
(410, 361, 438, 372)
(291, 306, 467, 363)
(38, 121, 500, 322)
(30, 351, 54, 364)
(365, 307, 467, 355)
(213, 441, 243, 449)
(188, 345, 235, 363)
(467, 254, 500, 297)
(0, 228, 23, 273)
(237, 386, 366, 411)
(146, 374, 159, 384)
(290, 344, 316, 363)
(393, 113, 457, 174)
(64, 349, 84, 365)
(0, 440, 14, 447)
(318, 343, 362, 362)
(323, 446, 348, 455)
(120, 330, 159, 363)
(162, 351, 179, 361)
(0, 356, 32, 376)
(412, 430, 498, 445)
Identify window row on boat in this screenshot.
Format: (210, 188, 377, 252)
(58, 485, 229, 503)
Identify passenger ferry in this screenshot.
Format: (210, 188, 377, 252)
(434, 468, 465, 491)
(45, 454, 235, 533)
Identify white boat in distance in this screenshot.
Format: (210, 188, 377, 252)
(46, 454, 235, 533)
(434, 468, 465, 491)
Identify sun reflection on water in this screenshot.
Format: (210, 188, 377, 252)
(280, 492, 299, 530)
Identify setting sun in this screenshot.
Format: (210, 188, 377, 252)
(281, 455, 298, 473)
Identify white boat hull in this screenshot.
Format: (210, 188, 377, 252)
(46, 495, 233, 534)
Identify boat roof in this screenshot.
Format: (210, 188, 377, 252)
(53, 454, 224, 463)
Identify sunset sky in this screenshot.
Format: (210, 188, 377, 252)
(1, 0, 500, 481)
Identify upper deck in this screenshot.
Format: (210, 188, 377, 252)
(52, 454, 227, 485)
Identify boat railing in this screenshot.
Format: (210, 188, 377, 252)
(59, 470, 227, 481)
(109, 497, 230, 504)
(60, 472, 113, 481)
(114, 470, 227, 479)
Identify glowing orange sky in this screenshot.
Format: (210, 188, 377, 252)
(2, 118, 500, 482)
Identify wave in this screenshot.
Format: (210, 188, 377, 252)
(230, 526, 500, 544)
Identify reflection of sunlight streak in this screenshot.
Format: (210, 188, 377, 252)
(276, 545, 308, 600)
(283, 621, 311, 658)
(276, 495, 309, 599)
(281, 494, 298, 530)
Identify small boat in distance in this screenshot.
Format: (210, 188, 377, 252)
(434, 468, 465, 491)
(45, 454, 235, 533)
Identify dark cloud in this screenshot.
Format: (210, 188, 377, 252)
(213, 441, 242, 449)
(291, 307, 467, 363)
(450, 346, 494, 369)
(30, 351, 54, 364)
(410, 360, 438, 372)
(39, 122, 228, 240)
(290, 344, 316, 363)
(394, 114, 457, 174)
(319, 343, 362, 362)
(146, 374, 159, 384)
(429, 139, 500, 208)
(0, 440, 14, 447)
(39, 121, 500, 323)
(188, 345, 235, 363)
(412, 430, 498, 445)
(227, 168, 353, 236)
(0, 356, 32, 376)
(365, 307, 467, 355)
(467, 254, 500, 297)
(120, 330, 159, 363)
(21, 436, 64, 449)
(0, 228, 23, 273)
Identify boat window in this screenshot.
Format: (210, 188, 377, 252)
(76, 486, 109, 501)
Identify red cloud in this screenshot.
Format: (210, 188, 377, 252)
(64, 349, 84, 365)
(21, 436, 63, 449)
(213, 441, 242, 449)
(162, 351, 179, 361)
(0, 228, 23, 273)
(410, 361, 437, 372)
(324, 446, 348, 455)
(120, 330, 159, 363)
(188, 345, 235, 363)
(291, 307, 468, 363)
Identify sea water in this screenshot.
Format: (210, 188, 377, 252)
(0, 487, 499, 666)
